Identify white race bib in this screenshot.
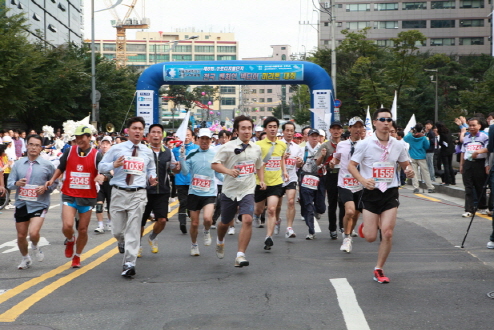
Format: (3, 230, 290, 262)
(265, 156, 281, 171)
(191, 174, 211, 192)
(342, 174, 361, 191)
(301, 175, 320, 190)
(69, 172, 91, 189)
(466, 142, 482, 152)
(372, 162, 394, 183)
(235, 160, 255, 180)
(285, 158, 296, 171)
(123, 156, 145, 175)
(19, 184, 38, 201)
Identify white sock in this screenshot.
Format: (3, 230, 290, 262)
(217, 238, 224, 245)
(98, 221, 104, 229)
(32, 244, 38, 250)
(204, 230, 209, 235)
(23, 255, 31, 260)
(236, 252, 245, 258)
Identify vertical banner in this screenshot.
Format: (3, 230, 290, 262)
(312, 90, 332, 130)
(365, 106, 373, 137)
(136, 90, 154, 133)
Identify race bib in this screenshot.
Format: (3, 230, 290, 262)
(69, 172, 91, 189)
(19, 184, 38, 201)
(466, 142, 482, 152)
(285, 158, 296, 171)
(191, 174, 211, 192)
(235, 160, 255, 179)
(342, 174, 361, 191)
(123, 156, 145, 175)
(372, 162, 394, 183)
(301, 175, 320, 190)
(266, 156, 281, 171)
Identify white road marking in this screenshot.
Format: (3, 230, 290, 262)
(0, 237, 50, 254)
(314, 218, 322, 233)
(330, 278, 371, 330)
(49, 204, 60, 210)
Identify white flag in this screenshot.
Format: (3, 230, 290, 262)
(176, 111, 191, 142)
(404, 114, 416, 135)
(365, 106, 373, 136)
(391, 90, 397, 121)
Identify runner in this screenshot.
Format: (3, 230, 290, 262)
(99, 117, 157, 277)
(211, 115, 264, 267)
(276, 122, 303, 238)
(9, 134, 57, 269)
(332, 117, 364, 253)
(94, 136, 113, 234)
(212, 130, 232, 231)
(348, 108, 414, 283)
(180, 128, 223, 256)
(253, 116, 288, 250)
(45, 126, 104, 268)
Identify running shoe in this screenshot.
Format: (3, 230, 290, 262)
(254, 217, 262, 228)
(235, 256, 249, 267)
(104, 222, 112, 231)
(264, 236, 274, 250)
(210, 224, 217, 229)
(33, 247, 44, 262)
(301, 216, 305, 221)
(71, 255, 81, 268)
(351, 230, 358, 238)
(478, 209, 488, 215)
(487, 241, 494, 249)
(180, 223, 187, 234)
(204, 231, 212, 245)
(227, 227, 235, 235)
(137, 246, 143, 258)
(191, 244, 200, 256)
(315, 213, 321, 220)
(18, 257, 32, 270)
(339, 228, 345, 234)
(274, 220, 281, 235)
(148, 237, 159, 253)
(428, 189, 435, 193)
(118, 241, 125, 254)
(65, 237, 75, 258)
(330, 231, 338, 240)
(373, 269, 390, 284)
(413, 188, 419, 194)
(94, 227, 105, 234)
(340, 237, 352, 253)
(216, 243, 225, 259)
(285, 227, 296, 238)
(358, 223, 365, 238)
(121, 262, 136, 277)
(462, 212, 473, 218)
(306, 234, 315, 240)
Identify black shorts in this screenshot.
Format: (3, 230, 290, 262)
(187, 194, 216, 211)
(220, 193, 255, 225)
(97, 181, 112, 208)
(254, 184, 283, 203)
(338, 187, 363, 212)
(281, 182, 297, 195)
(360, 187, 399, 214)
(141, 194, 170, 226)
(15, 205, 47, 223)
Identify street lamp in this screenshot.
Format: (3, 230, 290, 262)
(425, 69, 438, 123)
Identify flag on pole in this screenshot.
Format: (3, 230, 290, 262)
(176, 110, 191, 142)
(404, 114, 416, 135)
(365, 106, 373, 136)
(391, 90, 397, 121)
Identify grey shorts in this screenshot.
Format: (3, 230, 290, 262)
(220, 193, 255, 225)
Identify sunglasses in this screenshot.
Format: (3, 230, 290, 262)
(377, 118, 393, 122)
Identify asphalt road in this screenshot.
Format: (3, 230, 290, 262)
(0, 187, 493, 330)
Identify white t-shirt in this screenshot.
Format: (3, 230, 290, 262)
(335, 139, 362, 192)
(350, 135, 408, 189)
(281, 139, 303, 186)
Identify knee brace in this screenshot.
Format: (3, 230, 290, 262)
(96, 203, 104, 213)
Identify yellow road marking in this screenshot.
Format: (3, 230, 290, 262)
(0, 202, 178, 321)
(414, 194, 441, 202)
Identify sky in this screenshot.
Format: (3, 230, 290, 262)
(83, 0, 319, 59)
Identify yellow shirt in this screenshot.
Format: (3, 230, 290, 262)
(256, 138, 287, 186)
(1, 155, 10, 174)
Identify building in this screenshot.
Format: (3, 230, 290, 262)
(319, 1, 491, 55)
(2, 0, 83, 46)
(241, 45, 297, 122)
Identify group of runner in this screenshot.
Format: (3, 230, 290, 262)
(5, 108, 414, 283)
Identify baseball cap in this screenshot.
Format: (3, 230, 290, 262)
(330, 121, 343, 128)
(294, 133, 302, 138)
(349, 117, 364, 126)
(255, 126, 263, 132)
(74, 125, 92, 136)
(318, 129, 326, 137)
(2, 136, 12, 143)
(101, 136, 113, 143)
(307, 129, 320, 136)
(197, 128, 212, 138)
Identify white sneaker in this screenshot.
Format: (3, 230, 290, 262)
(227, 227, 235, 235)
(340, 237, 352, 253)
(204, 231, 212, 245)
(210, 224, 217, 229)
(33, 247, 44, 262)
(216, 243, 225, 259)
(462, 212, 473, 218)
(94, 227, 105, 234)
(5, 204, 15, 210)
(274, 220, 281, 235)
(285, 227, 296, 238)
(306, 234, 315, 240)
(254, 217, 262, 228)
(351, 230, 358, 237)
(478, 209, 488, 215)
(191, 245, 200, 256)
(301, 216, 305, 221)
(104, 222, 112, 231)
(487, 241, 494, 249)
(18, 257, 32, 270)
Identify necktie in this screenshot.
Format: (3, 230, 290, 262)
(125, 145, 138, 186)
(263, 142, 276, 163)
(375, 140, 390, 193)
(25, 161, 34, 184)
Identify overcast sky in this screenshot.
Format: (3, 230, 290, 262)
(83, 0, 319, 59)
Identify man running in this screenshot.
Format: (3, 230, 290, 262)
(180, 128, 223, 256)
(45, 126, 104, 268)
(99, 117, 157, 277)
(348, 108, 414, 283)
(94, 136, 113, 234)
(212, 115, 264, 267)
(9, 134, 57, 269)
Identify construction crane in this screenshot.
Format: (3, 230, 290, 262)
(104, 0, 150, 68)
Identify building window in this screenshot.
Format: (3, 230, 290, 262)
(267, 89, 273, 93)
(252, 98, 257, 102)
(268, 107, 273, 112)
(217, 55, 236, 60)
(376, 39, 395, 47)
(195, 46, 214, 52)
(221, 98, 236, 106)
(217, 46, 236, 53)
(205, 35, 210, 39)
(127, 54, 146, 62)
(431, 20, 455, 28)
(267, 98, 273, 102)
(324, 22, 329, 26)
(259, 89, 265, 93)
(402, 2, 427, 10)
(251, 89, 257, 94)
(346, 21, 370, 30)
(431, 1, 455, 9)
(375, 21, 398, 29)
(260, 98, 265, 102)
(459, 37, 484, 45)
(126, 44, 146, 52)
(252, 116, 257, 120)
(430, 38, 455, 46)
(460, 19, 484, 27)
(281, 54, 286, 60)
(402, 20, 426, 28)
(220, 86, 236, 94)
(195, 55, 214, 60)
(172, 54, 192, 61)
(346, 4, 371, 11)
(173, 45, 192, 52)
(375, 3, 399, 11)
(150, 44, 170, 52)
(48, 24, 57, 32)
(150, 54, 169, 62)
(103, 43, 116, 51)
(460, 0, 484, 8)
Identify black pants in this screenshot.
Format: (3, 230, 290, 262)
(440, 154, 455, 185)
(212, 185, 223, 223)
(177, 185, 189, 224)
(324, 172, 344, 232)
(463, 160, 487, 213)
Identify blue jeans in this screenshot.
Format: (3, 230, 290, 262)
(489, 172, 494, 242)
(426, 152, 435, 181)
(299, 174, 326, 235)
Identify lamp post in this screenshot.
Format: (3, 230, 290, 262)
(425, 69, 438, 123)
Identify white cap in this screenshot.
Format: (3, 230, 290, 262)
(2, 136, 12, 143)
(255, 126, 263, 132)
(349, 116, 364, 126)
(318, 129, 326, 137)
(197, 128, 212, 138)
(101, 136, 113, 143)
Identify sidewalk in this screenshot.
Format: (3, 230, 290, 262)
(412, 172, 467, 199)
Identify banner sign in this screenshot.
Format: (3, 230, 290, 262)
(136, 90, 154, 132)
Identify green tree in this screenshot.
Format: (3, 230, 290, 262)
(290, 84, 311, 125)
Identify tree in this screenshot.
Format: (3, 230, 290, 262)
(290, 84, 311, 125)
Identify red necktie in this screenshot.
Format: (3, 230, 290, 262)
(125, 145, 138, 185)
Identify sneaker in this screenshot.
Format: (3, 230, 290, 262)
(301, 216, 305, 221)
(216, 243, 225, 259)
(373, 269, 390, 284)
(428, 189, 435, 193)
(413, 188, 419, 193)
(339, 228, 345, 234)
(285, 227, 296, 238)
(204, 231, 212, 245)
(180, 223, 187, 234)
(358, 223, 365, 238)
(487, 241, 494, 249)
(340, 237, 352, 253)
(137, 246, 143, 258)
(478, 209, 488, 215)
(94, 227, 105, 234)
(306, 234, 315, 240)
(235, 215, 242, 224)
(274, 220, 281, 235)
(18, 257, 32, 270)
(315, 213, 321, 220)
(148, 237, 159, 253)
(118, 241, 125, 254)
(488, 210, 493, 216)
(462, 212, 473, 218)
(121, 262, 136, 277)
(227, 227, 235, 235)
(191, 245, 200, 256)
(351, 230, 358, 238)
(33, 247, 44, 262)
(210, 224, 217, 229)
(264, 236, 274, 250)
(254, 217, 262, 228)
(65, 237, 75, 258)
(71, 255, 81, 268)
(104, 222, 112, 231)
(330, 231, 338, 240)
(235, 256, 249, 267)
